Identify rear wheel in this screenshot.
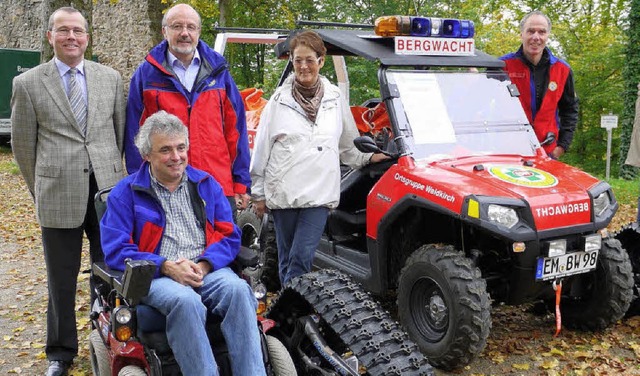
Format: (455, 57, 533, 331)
(237, 209, 281, 292)
(397, 244, 491, 371)
(238, 208, 262, 249)
(560, 237, 633, 329)
(118, 365, 147, 376)
(238, 209, 281, 291)
(266, 335, 297, 376)
(89, 329, 110, 376)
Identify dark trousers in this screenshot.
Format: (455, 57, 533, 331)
(271, 207, 329, 285)
(42, 174, 101, 362)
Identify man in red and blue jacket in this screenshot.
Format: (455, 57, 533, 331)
(500, 11, 578, 159)
(125, 4, 251, 211)
(102, 110, 266, 376)
(101, 145, 240, 277)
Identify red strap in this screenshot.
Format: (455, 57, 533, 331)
(554, 280, 562, 337)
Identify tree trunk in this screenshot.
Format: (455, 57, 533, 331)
(147, 0, 165, 46)
(218, 0, 230, 27)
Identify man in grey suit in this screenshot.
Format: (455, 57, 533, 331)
(10, 7, 124, 376)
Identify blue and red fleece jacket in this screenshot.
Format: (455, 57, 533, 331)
(125, 40, 250, 197)
(100, 162, 240, 277)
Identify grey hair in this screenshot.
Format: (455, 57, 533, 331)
(134, 111, 189, 157)
(161, 3, 202, 27)
(48, 7, 89, 32)
(519, 10, 552, 33)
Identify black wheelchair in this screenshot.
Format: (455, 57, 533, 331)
(88, 187, 297, 376)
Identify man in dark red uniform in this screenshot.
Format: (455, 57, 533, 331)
(500, 10, 579, 159)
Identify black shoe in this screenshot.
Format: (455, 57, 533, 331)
(45, 360, 71, 376)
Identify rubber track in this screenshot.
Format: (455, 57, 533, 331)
(269, 269, 434, 375)
(614, 223, 640, 316)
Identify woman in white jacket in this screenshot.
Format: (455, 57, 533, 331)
(250, 30, 387, 285)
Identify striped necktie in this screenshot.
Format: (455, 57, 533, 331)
(68, 68, 87, 135)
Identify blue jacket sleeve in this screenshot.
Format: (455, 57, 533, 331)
(100, 186, 166, 276)
(125, 67, 145, 174)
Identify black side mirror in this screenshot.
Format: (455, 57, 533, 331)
(540, 132, 556, 146)
(354, 136, 383, 154)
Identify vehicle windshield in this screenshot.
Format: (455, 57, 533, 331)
(385, 70, 539, 160)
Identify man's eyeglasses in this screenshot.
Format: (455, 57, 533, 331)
(292, 57, 322, 67)
(166, 24, 200, 33)
(53, 28, 87, 37)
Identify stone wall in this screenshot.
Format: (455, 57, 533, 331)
(0, 0, 164, 89)
(0, 0, 45, 51)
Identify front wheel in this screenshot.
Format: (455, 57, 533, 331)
(118, 365, 147, 376)
(560, 237, 633, 330)
(266, 335, 297, 376)
(89, 329, 110, 376)
(397, 244, 491, 371)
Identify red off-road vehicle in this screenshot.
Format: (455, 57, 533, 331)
(234, 22, 637, 371)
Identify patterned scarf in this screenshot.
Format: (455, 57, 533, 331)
(292, 77, 324, 123)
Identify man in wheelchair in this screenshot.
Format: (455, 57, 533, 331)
(100, 110, 267, 375)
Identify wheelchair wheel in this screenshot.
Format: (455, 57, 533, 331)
(266, 335, 297, 376)
(118, 365, 147, 376)
(89, 329, 110, 376)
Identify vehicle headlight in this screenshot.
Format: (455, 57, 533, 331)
(584, 234, 601, 252)
(115, 307, 132, 324)
(253, 283, 267, 300)
(487, 204, 519, 228)
(548, 239, 566, 257)
(593, 192, 610, 217)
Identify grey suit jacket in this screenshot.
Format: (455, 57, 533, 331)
(11, 59, 125, 228)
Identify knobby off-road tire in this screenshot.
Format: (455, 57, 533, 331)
(266, 335, 298, 376)
(259, 216, 281, 292)
(237, 209, 280, 291)
(614, 223, 640, 316)
(268, 268, 434, 375)
(561, 237, 634, 330)
(118, 365, 146, 376)
(397, 245, 491, 371)
(89, 329, 110, 376)
(238, 208, 262, 249)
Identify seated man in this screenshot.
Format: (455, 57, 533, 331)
(100, 110, 266, 376)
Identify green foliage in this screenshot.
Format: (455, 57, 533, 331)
(181, 0, 633, 176)
(0, 145, 20, 175)
(608, 177, 638, 207)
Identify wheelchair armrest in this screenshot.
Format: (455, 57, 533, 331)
(92, 261, 123, 287)
(235, 246, 259, 268)
(92, 260, 156, 304)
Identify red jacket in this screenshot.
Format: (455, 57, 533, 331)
(125, 40, 250, 196)
(500, 47, 578, 154)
